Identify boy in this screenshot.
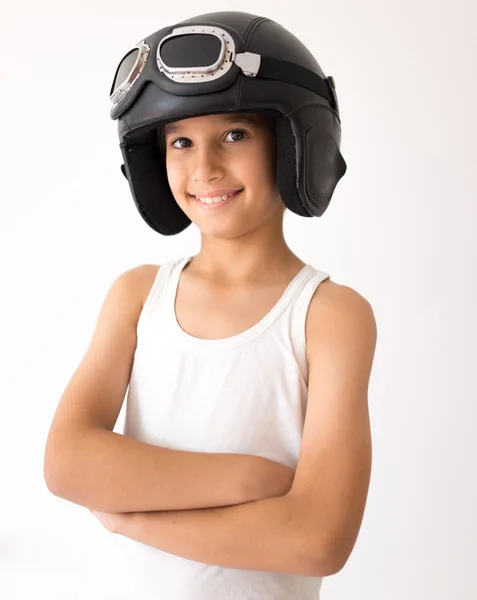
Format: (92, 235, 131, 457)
(44, 11, 377, 599)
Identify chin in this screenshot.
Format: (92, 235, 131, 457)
(196, 220, 244, 240)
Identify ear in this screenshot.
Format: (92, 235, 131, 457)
(121, 164, 128, 179)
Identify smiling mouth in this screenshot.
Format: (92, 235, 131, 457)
(190, 189, 243, 206)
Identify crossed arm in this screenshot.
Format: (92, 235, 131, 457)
(90, 286, 376, 578)
(105, 491, 320, 577)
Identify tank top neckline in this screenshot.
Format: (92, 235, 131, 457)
(166, 256, 316, 349)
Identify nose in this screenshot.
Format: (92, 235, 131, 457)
(191, 144, 225, 184)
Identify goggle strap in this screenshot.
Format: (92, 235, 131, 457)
(111, 45, 338, 113)
(257, 55, 336, 111)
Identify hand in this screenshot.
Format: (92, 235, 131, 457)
(88, 508, 123, 534)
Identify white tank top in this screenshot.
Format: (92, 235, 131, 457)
(80, 255, 331, 600)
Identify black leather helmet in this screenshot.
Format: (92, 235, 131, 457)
(109, 10, 347, 235)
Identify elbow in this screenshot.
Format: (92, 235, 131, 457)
(311, 552, 345, 578)
(43, 438, 71, 497)
(309, 540, 348, 578)
(293, 542, 341, 578)
(286, 494, 346, 577)
(300, 530, 348, 578)
(43, 433, 112, 512)
(292, 529, 344, 577)
(44, 453, 64, 496)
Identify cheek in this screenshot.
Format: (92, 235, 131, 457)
(165, 159, 184, 190)
(244, 149, 276, 185)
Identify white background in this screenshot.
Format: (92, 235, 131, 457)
(1, 0, 476, 598)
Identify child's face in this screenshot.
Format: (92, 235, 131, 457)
(162, 112, 285, 238)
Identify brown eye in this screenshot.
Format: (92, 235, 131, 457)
(170, 129, 248, 150)
(170, 137, 191, 149)
(226, 130, 247, 142)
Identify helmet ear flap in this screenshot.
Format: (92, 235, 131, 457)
(276, 107, 347, 219)
(120, 132, 192, 236)
(275, 115, 312, 218)
(303, 127, 347, 216)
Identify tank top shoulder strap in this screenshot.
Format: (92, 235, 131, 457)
(137, 257, 187, 334)
(290, 267, 331, 385)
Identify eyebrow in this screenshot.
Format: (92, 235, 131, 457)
(164, 114, 260, 136)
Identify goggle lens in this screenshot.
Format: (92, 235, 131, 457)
(159, 33, 223, 72)
(110, 48, 141, 96)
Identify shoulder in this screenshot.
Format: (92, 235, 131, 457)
(118, 263, 161, 309)
(309, 278, 375, 316)
(305, 278, 377, 362)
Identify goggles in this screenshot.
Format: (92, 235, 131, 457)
(109, 24, 337, 120)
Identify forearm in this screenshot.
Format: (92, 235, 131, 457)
(117, 492, 319, 577)
(46, 428, 250, 513)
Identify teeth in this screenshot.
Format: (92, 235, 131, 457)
(194, 192, 237, 204)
